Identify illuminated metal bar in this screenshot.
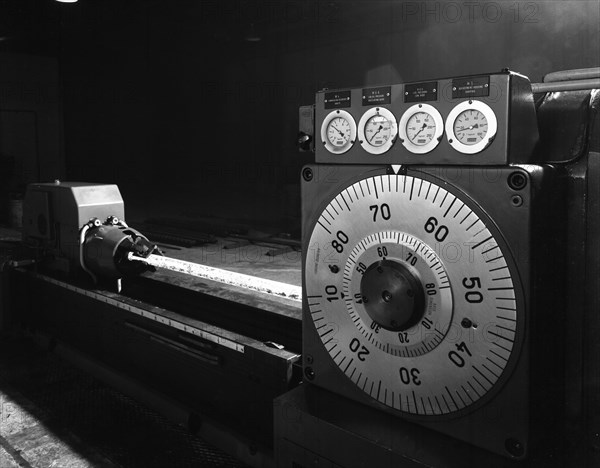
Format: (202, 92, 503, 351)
(127, 253, 302, 302)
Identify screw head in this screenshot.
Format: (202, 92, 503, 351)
(302, 167, 313, 182)
(505, 438, 525, 457)
(304, 367, 315, 381)
(508, 171, 528, 191)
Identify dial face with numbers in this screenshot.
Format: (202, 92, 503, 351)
(358, 107, 398, 155)
(364, 115, 393, 147)
(398, 104, 444, 154)
(453, 110, 488, 145)
(305, 173, 522, 417)
(327, 117, 353, 148)
(446, 100, 498, 155)
(321, 110, 357, 155)
(407, 112, 437, 145)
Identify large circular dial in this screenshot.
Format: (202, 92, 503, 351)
(358, 107, 398, 155)
(398, 104, 444, 154)
(321, 110, 357, 154)
(305, 173, 521, 417)
(446, 100, 498, 154)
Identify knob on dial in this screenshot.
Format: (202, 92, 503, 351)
(360, 259, 425, 332)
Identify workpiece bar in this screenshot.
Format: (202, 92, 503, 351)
(128, 253, 302, 302)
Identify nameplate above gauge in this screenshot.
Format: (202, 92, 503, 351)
(315, 71, 538, 165)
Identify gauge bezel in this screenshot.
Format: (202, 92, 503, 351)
(445, 100, 498, 155)
(358, 107, 398, 155)
(398, 104, 444, 154)
(320, 110, 357, 155)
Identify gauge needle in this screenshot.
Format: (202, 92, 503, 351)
(456, 123, 479, 132)
(369, 125, 384, 142)
(413, 123, 427, 138)
(332, 125, 346, 138)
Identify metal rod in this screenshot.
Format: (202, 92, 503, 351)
(128, 253, 302, 302)
(531, 79, 600, 94)
(543, 67, 600, 83)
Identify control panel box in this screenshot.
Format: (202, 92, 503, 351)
(315, 71, 538, 165)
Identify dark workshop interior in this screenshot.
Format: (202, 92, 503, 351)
(0, 0, 599, 467)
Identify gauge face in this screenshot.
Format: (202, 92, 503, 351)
(327, 117, 353, 148)
(398, 104, 444, 154)
(305, 173, 521, 416)
(446, 100, 498, 155)
(453, 109, 488, 145)
(364, 115, 393, 147)
(358, 107, 398, 155)
(321, 110, 357, 154)
(406, 112, 436, 145)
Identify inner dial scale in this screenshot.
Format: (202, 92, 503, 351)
(358, 107, 398, 154)
(305, 174, 519, 416)
(344, 232, 452, 357)
(321, 110, 357, 154)
(398, 104, 444, 154)
(445, 100, 498, 155)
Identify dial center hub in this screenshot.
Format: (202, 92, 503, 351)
(360, 259, 425, 332)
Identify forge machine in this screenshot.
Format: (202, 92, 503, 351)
(1, 68, 598, 468)
(275, 70, 599, 467)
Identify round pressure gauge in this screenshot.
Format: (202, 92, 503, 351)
(321, 110, 357, 154)
(398, 104, 444, 154)
(358, 107, 398, 155)
(446, 100, 498, 154)
(304, 172, 522, 417)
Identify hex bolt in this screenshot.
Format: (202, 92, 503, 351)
(302, 167, 313, 182)
(508, 171, 528, 191)
(505, 438, 525, 457)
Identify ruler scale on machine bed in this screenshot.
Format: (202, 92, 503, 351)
(128, 253, 302, 302)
